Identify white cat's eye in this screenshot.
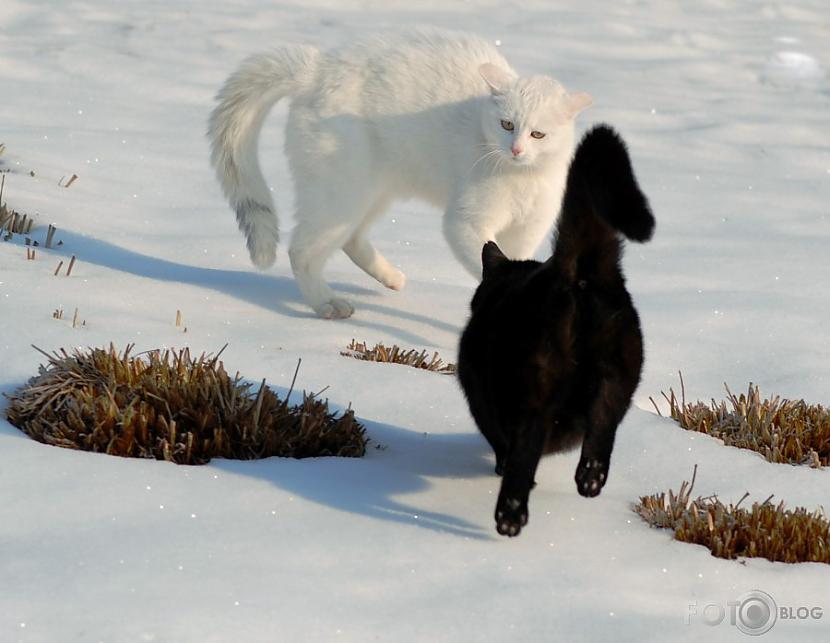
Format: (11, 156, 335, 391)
(500, 120, 514, 131)
(530, 131, 546, 139)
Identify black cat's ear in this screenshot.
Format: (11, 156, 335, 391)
(481, 241, 507, 277)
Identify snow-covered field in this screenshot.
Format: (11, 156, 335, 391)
(1, 1, 829, 641)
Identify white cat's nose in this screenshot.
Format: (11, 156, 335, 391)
(511, 145, 523, 157)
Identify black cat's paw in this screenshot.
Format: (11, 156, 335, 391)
(575, 458, 609, 498)
(495, 495, 528, 537)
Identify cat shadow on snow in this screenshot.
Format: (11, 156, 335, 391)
(210, 386, 496, 540)
(43, 230, 458, 346)
(0, 382, 493, 539)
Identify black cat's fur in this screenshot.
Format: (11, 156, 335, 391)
(457, 125, 655, 537)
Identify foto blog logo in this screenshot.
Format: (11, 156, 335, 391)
(686, 590, 824, 636)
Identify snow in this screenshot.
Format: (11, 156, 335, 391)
(1, 1, 829, 641)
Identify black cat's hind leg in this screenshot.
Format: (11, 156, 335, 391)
(495, 454, 506, 477)
(483, 429, 508, 476)
(574, 371, 632, 498)
(471, 409, 509, 475)
(489, 439, 507, 476)
(495, 418, 546, 537)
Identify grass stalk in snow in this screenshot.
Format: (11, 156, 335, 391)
(58, 174, 78, 188)
(341, 339, 456, 374)
(652, 374, 828, 467)
(5, 344, 367, 464)
(1, 176, 36, 238)
(45, 223, 57, 248)
(635, 467, 830, 564)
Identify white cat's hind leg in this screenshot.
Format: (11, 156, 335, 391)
(289, 220, 357, 319)
(342, 198, 406, 291)
(343, 237, 406, 291)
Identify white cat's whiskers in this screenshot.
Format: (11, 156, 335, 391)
(490, 153, 507, 177)
(469, 148, 502, 175)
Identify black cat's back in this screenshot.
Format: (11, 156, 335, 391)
(459, 259, 564, 472)
(458, 124, 655, 537)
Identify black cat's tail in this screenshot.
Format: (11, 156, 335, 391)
(551, 125, 655, 277)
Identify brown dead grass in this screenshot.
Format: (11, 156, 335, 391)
(652, 375, 829, 468)
(5, 344, 366, 464)
(635, 467, 830, 564)
(341, 339, 456, 374)
(0, 175, 35, 238)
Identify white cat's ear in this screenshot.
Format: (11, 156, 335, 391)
(479, 63, 515, 95)
(482, 241, 508, 276)
(565, 91, 593, 117)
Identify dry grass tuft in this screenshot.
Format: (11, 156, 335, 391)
(5, 344, 366, 464)
(635, 467, 830, 564)
(652, 374, 829, 468)
(341, 339, 456, 374)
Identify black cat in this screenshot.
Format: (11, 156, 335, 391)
(457, 125, 655, 537)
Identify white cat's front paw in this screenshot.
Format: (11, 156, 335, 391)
(381, 269, 406, 291)
(315, 298, 355, 319)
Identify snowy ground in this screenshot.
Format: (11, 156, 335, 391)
(1, 1, 829, 641)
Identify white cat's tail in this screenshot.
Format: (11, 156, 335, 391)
(208, 45, 319, 268)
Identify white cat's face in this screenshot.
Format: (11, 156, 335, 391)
(479, 65, 592, 169)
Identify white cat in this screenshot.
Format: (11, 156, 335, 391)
(208, 28, 591, 319)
